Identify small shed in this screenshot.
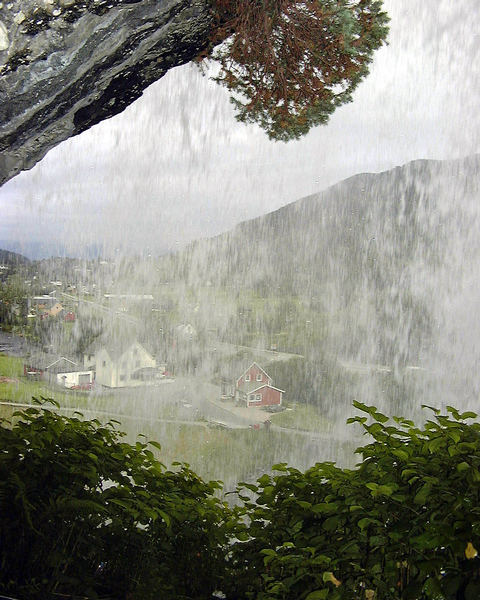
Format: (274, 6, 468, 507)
(23, 354, 94, 389)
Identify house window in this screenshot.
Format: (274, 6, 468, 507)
(256, 373, 262, 381)
(245, 374, 251, 382)
(249, 394, 255, 402)
(256, 394, 261, 401)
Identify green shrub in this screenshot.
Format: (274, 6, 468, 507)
(229, 402, 480, 599)
(0, 400, 232, 599)
(2, 400, 480, 599)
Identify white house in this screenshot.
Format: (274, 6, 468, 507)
(24, 354, 94, 389)
(94, 340, 162, 388)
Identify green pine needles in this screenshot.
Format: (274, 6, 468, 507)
(207, 1, 390, 141)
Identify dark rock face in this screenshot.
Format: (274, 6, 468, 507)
(0, 0, 213, 186)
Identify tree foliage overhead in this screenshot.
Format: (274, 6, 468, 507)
(209, 0, 390, 141)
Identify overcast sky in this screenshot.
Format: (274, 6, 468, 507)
(1, 0, 479, 258)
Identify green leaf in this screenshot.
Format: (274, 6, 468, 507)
(372, 411, 389, 423)
(258, 474, 271, 486)
(392, 449, 409, 461)
(459, 411, 478, 420)
(109, 499, 132, 510)
(358, 517, 373, 530)
(323, 516, 341, 531)
(422, 404, 441, 414)
(370, 535, 387, 547)
(353, 401, 376, 415)
(347, 416, 367, 424)
(305, 591, 329, 600)
(377, 484, 395, 496)
(427, 437, 445, 453)
(158, 510, 171, 528)
(312, 503, 338, 514)
(449, 430, 461, 443)
(414, 484, 432, 505)
(148, 440, 162, 451)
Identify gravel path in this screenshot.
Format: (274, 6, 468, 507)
(0, 330, 29, 357)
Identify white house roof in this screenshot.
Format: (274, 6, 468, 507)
(46, 357, 77, 370)
(25, 354, 81, 374)
(97, 339, 154, 362)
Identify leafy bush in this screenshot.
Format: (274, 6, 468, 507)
(228, 402, 480, 599)
(208, 0, 390, 141)
(0, 400, 232, 599)
(2, 401, 480, 599)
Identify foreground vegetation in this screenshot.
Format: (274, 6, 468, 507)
(1, 401, 480, 599)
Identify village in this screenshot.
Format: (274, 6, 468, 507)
(0, 255, 304, 434)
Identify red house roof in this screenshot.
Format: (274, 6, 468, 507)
(236, 362, 272, 387)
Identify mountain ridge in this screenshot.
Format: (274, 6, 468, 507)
(167, 154, 480, 381)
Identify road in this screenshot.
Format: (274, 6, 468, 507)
(0, 400, 211, 429)
(0, 330, 29, 356)
(210, 342, 427, 376)
(212, 341, 304, 362)
(61, 292, 141, 325)
(114, 377, 260, 429)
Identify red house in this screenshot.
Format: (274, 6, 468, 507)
(235, 363, 284, 408)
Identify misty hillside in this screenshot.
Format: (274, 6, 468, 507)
(160, 155, 480, 408)
(182, 154, 479, 291)
(0, 249, 30, 266)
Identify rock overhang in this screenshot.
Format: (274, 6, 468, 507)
(0, 0, 214, 186)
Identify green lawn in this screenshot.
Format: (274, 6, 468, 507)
(0, 352, 102, 409)
(0, 353, 189, 421)
(0, 353, 23, 378)
(270, 403, 331, 432)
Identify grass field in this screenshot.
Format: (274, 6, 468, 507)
(270, 402, 332, 432)
(122, 418, 351, 494)
(0, 353, 23, 378)
(0, 353, 103, 409)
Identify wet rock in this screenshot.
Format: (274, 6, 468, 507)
(0, 0, 214, 186)
(0, 20, 8, 50)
